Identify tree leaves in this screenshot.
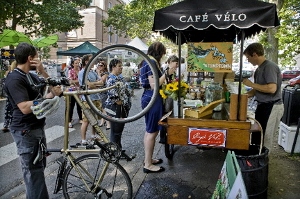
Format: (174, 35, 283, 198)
(0, 0, 92, 36)
(103, 0, 177, 40)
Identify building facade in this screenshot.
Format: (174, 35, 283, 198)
(54, 0, 129, 63)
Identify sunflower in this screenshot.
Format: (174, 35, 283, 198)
(166, 82, 177, 92)
(159, 89, 168, 99)
(160, 80, 189, 100)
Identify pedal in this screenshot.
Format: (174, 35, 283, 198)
(120, 150, 136, 161)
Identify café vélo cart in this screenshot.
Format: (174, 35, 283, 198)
(153, 0, 279, 159)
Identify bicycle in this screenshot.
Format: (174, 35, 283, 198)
(30, 44, 160, 198)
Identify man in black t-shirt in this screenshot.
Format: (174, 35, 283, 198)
(4, 43, 62, 199)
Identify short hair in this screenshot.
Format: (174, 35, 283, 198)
(147, 42, 166, 65)
(14, 42, 37, 65)
(109, 59, 122, 72)
(167, 55, 179, 64)
(243, 43, 265, 56)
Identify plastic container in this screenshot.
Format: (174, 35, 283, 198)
(278, 121, 300, 153)
(205, 82, 223, 111)
(234, 146, 269, 199)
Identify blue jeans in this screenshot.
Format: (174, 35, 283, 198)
(11, 128, 49, 199)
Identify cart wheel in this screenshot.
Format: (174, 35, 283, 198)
(165, 143, 174, 159)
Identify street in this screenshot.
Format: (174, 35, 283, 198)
(1, 87, 300, 199)
(0, 88, 226, 199)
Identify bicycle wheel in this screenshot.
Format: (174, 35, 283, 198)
(63, 154, 132, 199)
(82, 44, 159, 123)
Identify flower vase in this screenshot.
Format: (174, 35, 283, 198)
(173, 98, 183, 117)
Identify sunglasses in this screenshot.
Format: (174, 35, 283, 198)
(98, 64, 104, 67)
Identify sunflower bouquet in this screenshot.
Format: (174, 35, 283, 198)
(159, 80, 189, 100)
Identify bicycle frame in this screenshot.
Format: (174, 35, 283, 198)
(62, 86, 115, 151)
(50, 85, 126, 195)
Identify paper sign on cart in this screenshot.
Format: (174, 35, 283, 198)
(188, 128, 226, 147)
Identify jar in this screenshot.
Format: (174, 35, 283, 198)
(205, 82, 223, 111)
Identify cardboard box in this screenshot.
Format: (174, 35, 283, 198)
(278, 122, 300, 153)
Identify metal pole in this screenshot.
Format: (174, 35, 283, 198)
(291, 117, 300, 155)
(177, 31, 182, 118)
(237, 31, 245, 120)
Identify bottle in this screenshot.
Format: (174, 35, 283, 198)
(205, 82, 223, 111)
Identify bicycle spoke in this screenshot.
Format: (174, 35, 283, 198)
(63, 154, 132, 199)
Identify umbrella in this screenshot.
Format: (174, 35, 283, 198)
(0, 29, 33, 47)
(0, 29, 19, 47)
(13, 31, 33, 46)
(152, 0, 279, 118)
(33, 35, 58, 48)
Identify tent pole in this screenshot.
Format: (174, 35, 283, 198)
(237, 30, 245, 120)
(177, 31, 182, 118)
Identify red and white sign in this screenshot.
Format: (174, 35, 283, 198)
(188, 128, 226, 147)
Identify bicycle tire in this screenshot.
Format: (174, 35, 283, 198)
(82, 44, 160, 123)
(62, 154, 132, 199)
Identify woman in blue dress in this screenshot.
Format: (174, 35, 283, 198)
(140, 42, 177, 173)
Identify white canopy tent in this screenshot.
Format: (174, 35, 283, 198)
(127, 37, 148, 53)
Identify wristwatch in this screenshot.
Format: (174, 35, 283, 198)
(33, 99, 43, 106)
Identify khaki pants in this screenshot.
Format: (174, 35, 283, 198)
(264, 103, 284, 152)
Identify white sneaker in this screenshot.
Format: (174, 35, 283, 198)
(81, 140, 88, 145)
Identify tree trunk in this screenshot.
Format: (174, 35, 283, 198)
(265, 28, 279, 63)
(265, 0, 284, 64)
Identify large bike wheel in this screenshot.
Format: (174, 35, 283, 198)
(82, 44, 159, 123)
(62, 154, 132, 199)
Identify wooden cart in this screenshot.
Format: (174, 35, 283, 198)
(160, 105, 262, 159)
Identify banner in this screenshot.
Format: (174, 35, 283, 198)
(187, 42, 233, 72)
(1, 49, 15, 60)
(188, 127, 226, 147)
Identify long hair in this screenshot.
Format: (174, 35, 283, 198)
(98, 61, 108, 73)
(147, 42, 166, 66)
(81, 54, 93, 68)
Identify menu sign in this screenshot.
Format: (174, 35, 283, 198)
(188, 128, 226, 147)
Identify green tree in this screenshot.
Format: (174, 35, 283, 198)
(277, 0, 299, 67)
(103, 0, 178, 39)
(259, 0, 299, 67)
(0, 0, 92, 36)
